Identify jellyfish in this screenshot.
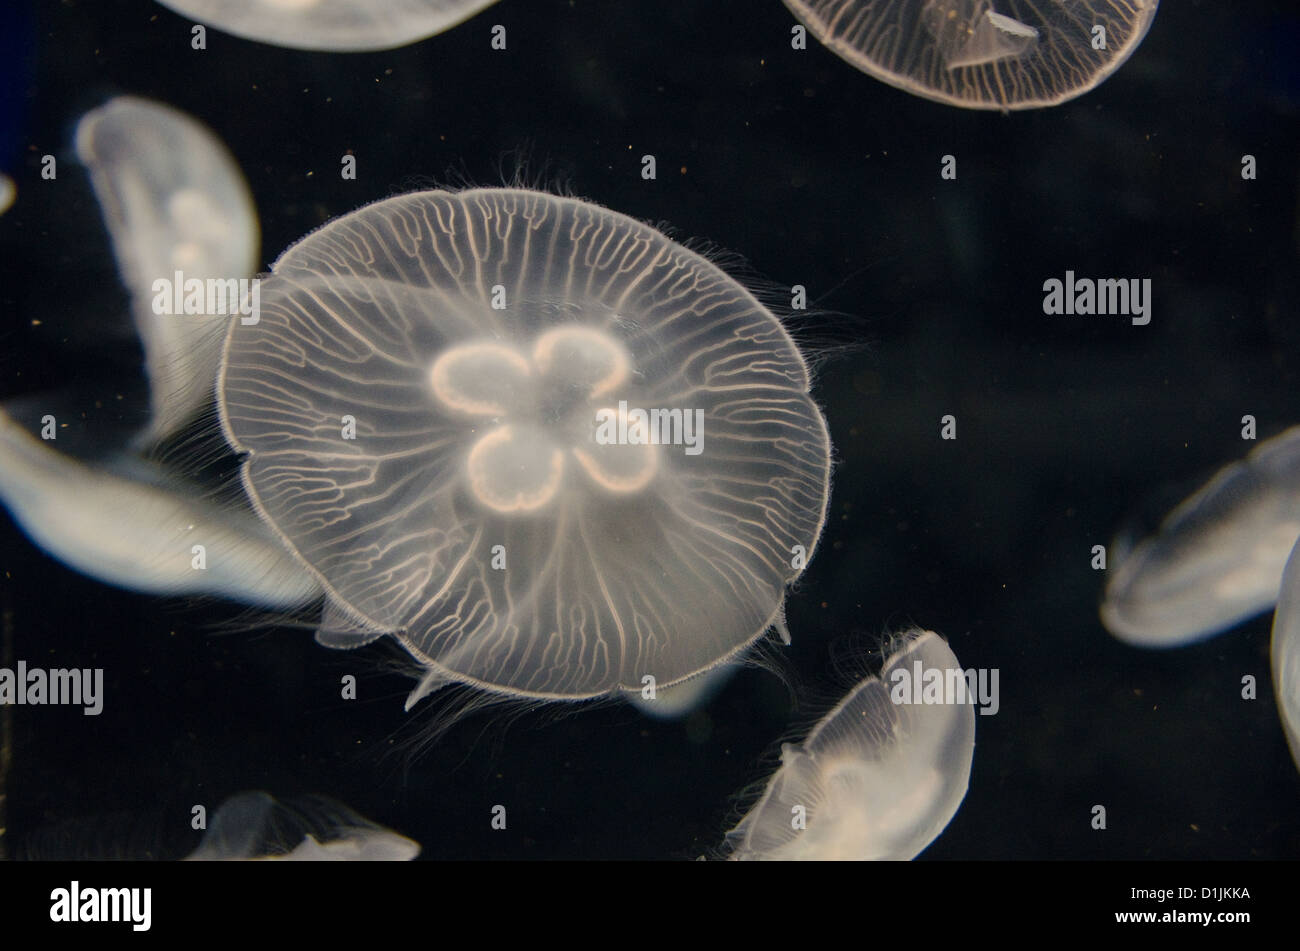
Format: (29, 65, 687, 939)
(628, 662, 739, 720)
(782, 0, 1160, 110)
(725, 630, 976, 860)
(185, 791, 420, 861)
(76, 96, 258, 446)
(0, 97, 319, 609)
(1100, 426, 1300, 647)
(154, 0, 500, 52)
(218, 187, 832, 703)
(0, 407, 320, 608)
(1272, 539, 1300, 773)
(0, 172, 14, 216)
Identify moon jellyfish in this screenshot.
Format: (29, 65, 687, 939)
(726, 630, 975, 860)
(218, 187, 831, 701)
(0, 408, 320, 608)
(0, 97, 319, 610)
(1273, 540, 1300, 773)
(155, 0, 499, 52)
(1101, 427, 1300, 647)
(76, 96, 258, 444)
(628, 662, 739, 720)
(184, 791, 419, 861)
(782, 0, 1160, 110)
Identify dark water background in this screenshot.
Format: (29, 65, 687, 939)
(1, 0, 1298, 860)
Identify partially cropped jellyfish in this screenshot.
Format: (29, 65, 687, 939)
(1273, 540, 1300, 772)
(219, 187, 832, 702)
(1101, 427, 1300, 647)
(0, 408, 319, 607)
(0, 97, 319, 610)
(628, 662, 739, 720)
(155, 0, 499, 52)
(77, 96, 258, 445)
(184, 791, 420, 861)
(725, 630, 976, 860)
(783, 0, 1160, 110)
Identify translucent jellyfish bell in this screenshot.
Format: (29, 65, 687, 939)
(0, 97, 318, 610)
(155, 0, 499, 52)
(726, 630, 976, 860)
(185, 791, 420, 861)
(218, 187, 832, 701)
(76, 96, 258, 444)
(0, 408, 320, 608)
(783, 0, 1160, 110)
(1272, 539, 1300, 773)
(1101, 427, 1300, 647)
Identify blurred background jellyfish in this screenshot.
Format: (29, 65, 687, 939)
(154, 0, 500, 52)
(1273, 541, 1300, 773)
(0, 96, 320, 610)
(627, 662, 740, 720)
(0, 408, 320, 607)
(14, 790, 418, 860)
(1101, 426, 1300, 647)
(1101, 427, 1300, 777)
(76, 96, 258, 446)
(725, 630, 975, 860)
(218, 187, 832, 703)
(782, 0, 1160, 110)
(185, 791, 420, 861)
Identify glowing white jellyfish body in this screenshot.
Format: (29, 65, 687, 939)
(726, 630, 976, 860)
(185, 791, 419, 861)
(218, 187, 832, 702)
(76, 96, 258, 445)
(1101, 427, 1300, 647)
(782, 0, 1160, 110)
(0, 97, 320, 610)
(155, 0, 499, 52)
(1272, 540, 1300, 772)
(0, 409, 319, 608)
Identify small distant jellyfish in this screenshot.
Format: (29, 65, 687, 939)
(1101, 427, 1300, 647)
(155, 0, 500, 52)
(218, 187, 832, 702)
(725, 630, 976, 860)
(783, 0, 1160, 110)
(185, 791, 420, 861)
(1272, 539, 1300, 774)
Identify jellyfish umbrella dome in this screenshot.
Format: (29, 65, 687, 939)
(218, 187, 833, 701)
